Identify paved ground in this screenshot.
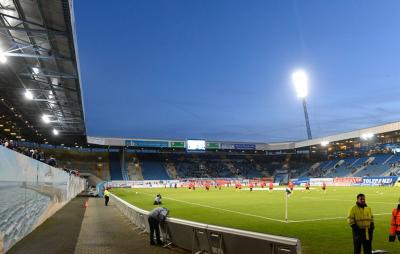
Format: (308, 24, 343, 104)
(8, 196, 187, 254)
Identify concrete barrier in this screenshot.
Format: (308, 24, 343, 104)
(111, 194, 302, 254)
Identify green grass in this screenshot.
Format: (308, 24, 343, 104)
(111, 186, 400, 254)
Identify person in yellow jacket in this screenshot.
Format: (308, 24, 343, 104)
(348, 193, 374, 254)
(104, 188, 110, 206)
(389, 197, 400, 242)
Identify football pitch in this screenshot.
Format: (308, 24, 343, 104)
(111, 186, 400, 254)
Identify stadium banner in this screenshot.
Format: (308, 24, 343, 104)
(221, 143, 235, 150)
(330, 177, 363, 186)
(170, 141, 185, 148)
(107, 180, 180, 188)
(234, 144, 256, 150)
(206, 142, 220, 149)
(127, 140, 169, 148)
(294, 177, 310, 186)
(0, 146, 85, 253)
(87, 136, 106, 145)
(309, 178, 334, 186)
(354, 176, 399, 186)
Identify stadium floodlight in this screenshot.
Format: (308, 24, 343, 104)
(321, 140, 329, 147)
(0, 49, 7, 64)
(0, 53, 6, 64)
(292, 69, 312, 140)
(292, 70, 308, 98)
(24, 90, 34, 100)
(52, 128, 59, 136)
(32, 67, 40, 74)
(42, 114, 51, 124)
(361, 133, 374, 140)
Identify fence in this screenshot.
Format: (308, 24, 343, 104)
(111, 194, 302, 254)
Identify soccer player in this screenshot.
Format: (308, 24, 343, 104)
(288, 181, 294, 191)
(249, 182, 254, 192)
(322, 182, 327, 192)
(269, 182, 274, 191)
(305, 182, 310, 190)
(205, 182, 210, 191)
(260, 181, 266, 188)
(285, 187, 292, 197)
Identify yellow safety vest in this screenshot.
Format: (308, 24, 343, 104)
(348, 204, 374, 229)
(104, 190, 110, 197)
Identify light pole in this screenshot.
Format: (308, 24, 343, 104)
(292, 70, 312, 140)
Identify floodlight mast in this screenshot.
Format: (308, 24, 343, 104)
(292, 70, 312, 140)
(302, 99, 312, 140)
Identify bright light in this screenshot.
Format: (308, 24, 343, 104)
(52, 128, 59, 135)
(51, 78, 59, 85)
(292, 70, 309, 98)
(321, 141, 329, 147)
(361, 133, 374, 140)
(32, 67, 40, 74)
(42, 114, 51, 124)
(0, 53, 7, 64)
(186, 140, 206, 151)
(24, 90, 34, 100)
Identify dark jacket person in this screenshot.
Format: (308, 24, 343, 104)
(148, 207, 169, 245)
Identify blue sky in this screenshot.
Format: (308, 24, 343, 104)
(74, 0, 400, 142)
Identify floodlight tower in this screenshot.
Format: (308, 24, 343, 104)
(292, 70, 312, 140)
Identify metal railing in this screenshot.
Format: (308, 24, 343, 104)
(111, 194, 301, 254)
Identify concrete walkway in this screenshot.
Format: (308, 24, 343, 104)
(8, 196, 187, 254)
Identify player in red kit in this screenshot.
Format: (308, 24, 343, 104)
(288, 182, 294, 191)
(269, 182, 274, 191)
(249, 182, 254, 191)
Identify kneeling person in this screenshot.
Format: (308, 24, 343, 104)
(153, 194, 162, 205)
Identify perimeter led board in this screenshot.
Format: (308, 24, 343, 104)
(186, 140, 206, 151)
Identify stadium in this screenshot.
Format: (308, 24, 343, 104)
(0, 1, 400, 254)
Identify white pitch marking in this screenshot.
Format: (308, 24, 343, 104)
(139, 192, 290, 223)
(289, 213, 391, 223)
(136, 191, 392, 224)
(302, 197, 395, 205)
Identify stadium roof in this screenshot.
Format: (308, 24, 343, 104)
(87, 121, 400, 151)
(0, 0, 86, 145)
